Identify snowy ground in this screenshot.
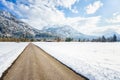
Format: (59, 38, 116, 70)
(34, 42, 120, 80)
(0, 42, 28, 77)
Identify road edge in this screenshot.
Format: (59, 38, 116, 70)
(34, 43, 89, 80)
(0, 43, 30, 80)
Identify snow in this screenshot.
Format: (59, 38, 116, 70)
(34, 42, 120, 80)
(0, 42, 28, 77)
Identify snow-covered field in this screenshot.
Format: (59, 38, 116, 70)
(0, 42, 120, 80)
(34, 42, 120, 80)
(0, 42, 28, 77)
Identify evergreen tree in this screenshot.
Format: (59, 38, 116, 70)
(65, 37, 73, 42)
(78, 38, 81, 42)
(113, 34, 117, 42)
(102, 36, 106, 42)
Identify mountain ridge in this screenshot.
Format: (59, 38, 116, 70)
(42, 25, 97, 40)
(0, 10, 54, 39)
(0, 10, 119, 41)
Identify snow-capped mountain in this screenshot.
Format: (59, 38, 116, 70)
(42, 25, 95, 39)
(0, 10, 119, 41)
(0, 10, 34, 37)
(0, 10, 53, 38)
(0, 10, 15, 19)
(104, 30, 119, 37)
(94, 29, 120, 40)
(95, 29, 120, 37)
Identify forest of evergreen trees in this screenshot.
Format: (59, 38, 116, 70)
(65, 34, 118, 42)
(0, 34, 118, 42)
(91, 34, 117, 42)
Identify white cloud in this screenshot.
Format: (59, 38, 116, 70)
(106, 12, 120, 23)
(9, 0, 79, 29)
(56, 0, 78, 9)
(3, 0, 115, 35)
(1, 0, 101, 35)
(70, 6, 79, 13)
(92, 25, 120, 35)
(2, 0, 14, 10)
(86, 1, 103, 14)
(102, 12, 120, 35)
(67, 16, 101, 35)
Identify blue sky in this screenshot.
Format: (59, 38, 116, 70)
(0, 0, 120, 35)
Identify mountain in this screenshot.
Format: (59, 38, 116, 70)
(0, 10, 53, 39)
(100, 29, 120, 37)
(1, 10, 119, 41)
(94, 29, 120, 40)
(42, 25, 95, 40)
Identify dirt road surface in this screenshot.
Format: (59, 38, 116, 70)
(1, 43, 87, 80)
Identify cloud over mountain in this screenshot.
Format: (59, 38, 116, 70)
(86, 1, 103, 14)
(0, 0, 120, 36)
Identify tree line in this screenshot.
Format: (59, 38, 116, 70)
(91, 34, 117, 42)
(65, 34, 118, 42)
(0, 34, 118, 42)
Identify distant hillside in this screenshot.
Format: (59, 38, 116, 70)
(42, 25, 96, 40)
(0, 10, 54, 39)
(0, 10, 119, 42)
